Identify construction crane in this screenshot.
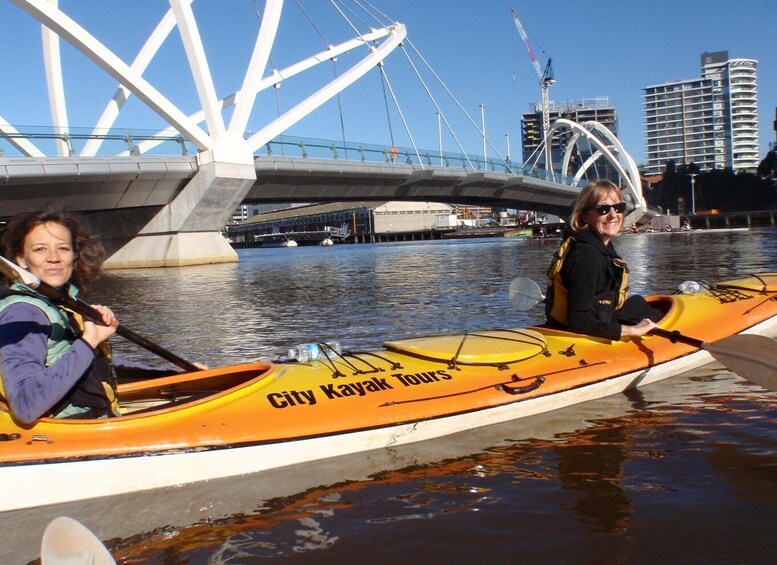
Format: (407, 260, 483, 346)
(510, 7, 555, 166)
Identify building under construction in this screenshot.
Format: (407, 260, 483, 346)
(521, 97, 619, 181)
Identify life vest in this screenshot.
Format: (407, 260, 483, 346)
(545, 235, 629, 327)
(0, 283, 119, 419)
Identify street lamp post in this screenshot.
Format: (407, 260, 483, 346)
(688, 173, 698, 214)
(436, 111, 442, 166)
(479, 103, 486, 166)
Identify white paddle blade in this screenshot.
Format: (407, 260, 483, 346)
(41, 516, 115, 564)
(509, 277, 546, 311)
(0, 254, 40, 287)
(704, 334, 777, 392)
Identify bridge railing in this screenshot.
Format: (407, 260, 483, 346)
(259, 134, 581, 187)
(0, 125, 195, 157)
(0, 126, 581, 187)
(261, 134, 517, 172)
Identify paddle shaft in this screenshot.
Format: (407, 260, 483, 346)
(651, 327, 704, 348)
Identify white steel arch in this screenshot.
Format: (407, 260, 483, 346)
(545, 118, 647, 225)
(7, 0, 406, 164)
(12, 0, 212, 152)
(123, 26, 397, 157)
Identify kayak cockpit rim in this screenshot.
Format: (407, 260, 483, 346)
(116, 361, 277, 415)
(0, 362, 277, 423)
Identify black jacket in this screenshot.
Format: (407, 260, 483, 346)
(546, 228, 626, 341)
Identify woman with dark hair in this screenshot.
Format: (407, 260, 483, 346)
(545, 180, 664, 341)
(0, 209, 166, 424)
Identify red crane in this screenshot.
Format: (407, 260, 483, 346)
(510, 8, 555, 164)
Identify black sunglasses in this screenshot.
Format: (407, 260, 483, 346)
(585, 202, 627, 215)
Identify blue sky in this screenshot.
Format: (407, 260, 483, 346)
(1, 0, 775, 165)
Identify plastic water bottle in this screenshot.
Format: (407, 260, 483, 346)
(285, 342, 342, 362)
(678, 280, 701, 294)
(286, 343, 320, 362)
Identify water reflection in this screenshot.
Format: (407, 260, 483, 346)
(105, 370, 775, 564)
(556, 426, 633, 533)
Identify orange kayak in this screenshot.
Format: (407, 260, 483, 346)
(1, 273, 775, 512)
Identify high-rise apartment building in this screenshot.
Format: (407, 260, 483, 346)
(643, 51, 759, 174)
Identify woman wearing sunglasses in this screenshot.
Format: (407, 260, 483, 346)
(545, 179, 664, 340)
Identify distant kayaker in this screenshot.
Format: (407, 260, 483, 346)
(0, 209, 171, 424)
(545, 180, 664, 341)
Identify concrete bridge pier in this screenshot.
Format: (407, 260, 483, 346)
(104, 154, 256, 269)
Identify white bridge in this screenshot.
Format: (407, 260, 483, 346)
(0, 1, 647, 267)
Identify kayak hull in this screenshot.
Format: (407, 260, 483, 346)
(1, 274, 776, 512)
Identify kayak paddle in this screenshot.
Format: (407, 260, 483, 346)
(41, 516, 114, 564)
(507, 276, 777, 391)
(651, 328, 777, 392)
(509, 276, 546, 311)
(0, 254, 200, 372)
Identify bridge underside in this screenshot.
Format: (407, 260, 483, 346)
(0, 156, 584, 267)
(248, 157, 580, 217)
(0, 156, 197, 259)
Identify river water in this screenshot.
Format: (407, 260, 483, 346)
(11, 228, 777, 564)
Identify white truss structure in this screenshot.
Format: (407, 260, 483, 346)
(2, 0, 407, 267)
(5, 0, 406, 163)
